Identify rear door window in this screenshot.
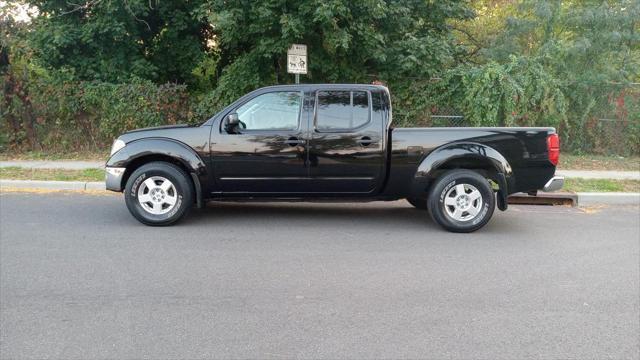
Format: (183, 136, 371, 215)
(316, 90, 370, 131)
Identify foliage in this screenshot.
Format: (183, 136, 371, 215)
(25, 0, 210, 85)
(1, 0, 639, 156)
(476, 0, 640, 153)
(1, 77, 193, 152)
(0, 166, 105, 182)
(441, 56, 566, 127)
(193, 0, 473, 111)
(2, 4, 44, 151)
(485, 0, 640, 83)
(390, 55, 566, 129)
(560, 154, 640, 171)
(579, 86, 640, 156)
(562, 178, 640, 193)
(449, 0, 519, 65)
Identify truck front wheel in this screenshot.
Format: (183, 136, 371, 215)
(124, 162, 194, 226)
(427, 170, 495, 233)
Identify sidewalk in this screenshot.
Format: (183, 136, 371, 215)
(2, 160, 639, 180)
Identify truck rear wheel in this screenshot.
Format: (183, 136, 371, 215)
(124, 162, 194, 226)
(427, 170, 495, 233)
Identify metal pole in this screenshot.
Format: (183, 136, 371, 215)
(295, 74, 299, 84)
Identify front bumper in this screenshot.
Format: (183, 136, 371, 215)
(105, 166, 126, 192)
(542, 176, 565, 192)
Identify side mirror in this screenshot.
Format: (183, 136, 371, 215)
(225, 113, 240, 133)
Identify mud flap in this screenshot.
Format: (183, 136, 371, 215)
(190, 173, 203, 208)
(496, 172, 508, 211)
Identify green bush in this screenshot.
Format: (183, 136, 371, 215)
(1, 76, 194, 153)
(1, 72, 637, 156)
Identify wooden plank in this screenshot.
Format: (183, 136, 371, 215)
(508, 192, 577, 206)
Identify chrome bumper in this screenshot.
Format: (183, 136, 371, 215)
(543, 176, 564, 192)
(105, 167, 126, 192)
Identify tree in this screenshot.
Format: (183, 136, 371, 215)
(1, 1, 42, 151)
(484, 0, 639, 83)
(451, 0, 640, 153)
(26, 0, 210, 84)
(194, 0, 474, 110)
(449, 0, 519, 65)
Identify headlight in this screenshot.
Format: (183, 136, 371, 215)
(110, 139, 126, 155)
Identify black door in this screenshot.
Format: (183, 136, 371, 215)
(212, 91, 310, 193)
(308, 89, 385, 193)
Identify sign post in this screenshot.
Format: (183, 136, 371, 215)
(287, 44, 307, 84)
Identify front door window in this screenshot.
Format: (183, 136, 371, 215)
(236, 92, 302, 131)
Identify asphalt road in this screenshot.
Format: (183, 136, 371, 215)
(1, 192, 639, 359)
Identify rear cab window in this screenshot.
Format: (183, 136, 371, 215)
(315, 90, 370, 131)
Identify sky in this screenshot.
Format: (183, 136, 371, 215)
(1, 1, 38, 22)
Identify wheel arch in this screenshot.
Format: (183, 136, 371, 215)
(411, 142, 513, 210)
(107, 138, 207, 206)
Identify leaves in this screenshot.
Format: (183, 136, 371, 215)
(196, 0, 472, 110)
(25, 0, 209, 85)
(2, 0, 638, 156)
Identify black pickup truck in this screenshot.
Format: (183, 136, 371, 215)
(105, 84, 563, 232)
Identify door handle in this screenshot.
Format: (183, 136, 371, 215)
(284, 137, 305, 146)
(357, 136, 374, 147)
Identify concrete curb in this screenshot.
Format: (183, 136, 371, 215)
(576, 192, 640, 206)
(0, 180, 105, 191)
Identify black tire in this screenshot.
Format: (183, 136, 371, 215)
(427, 169, 495, 233)
(406, 197, 428, 210)
(124, 161, 194, 226)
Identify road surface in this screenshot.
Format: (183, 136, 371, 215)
(1, 192, 638, 359)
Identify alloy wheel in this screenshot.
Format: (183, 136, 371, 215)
(137, 176, 178, 215)
(443, 183, 483, 222)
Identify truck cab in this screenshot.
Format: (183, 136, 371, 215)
(208, 84, 389, 195)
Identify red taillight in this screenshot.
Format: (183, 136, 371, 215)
(547, 133, 560, 166)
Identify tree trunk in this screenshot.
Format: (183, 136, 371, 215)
(14, 77, 41, 151)
(2, 74, 22, 149)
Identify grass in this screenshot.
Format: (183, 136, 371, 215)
(0, 150, 109, 161)
(559, 154, 640, 171)
(0, 167, 105, 182)
(561, 178, 640, 193)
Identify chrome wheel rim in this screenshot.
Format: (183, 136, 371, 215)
(443, 183, 483, 222)
(137, 176, 178, 215)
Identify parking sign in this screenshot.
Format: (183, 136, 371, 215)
(287, 44, 307, 74)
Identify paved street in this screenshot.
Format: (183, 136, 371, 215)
(1, 192, 639, 359)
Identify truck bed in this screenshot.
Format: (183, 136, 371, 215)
(384, 127, 557, 197)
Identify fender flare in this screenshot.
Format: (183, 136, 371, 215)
(106, 138, 207, 206)
(412, 142, 513, 210)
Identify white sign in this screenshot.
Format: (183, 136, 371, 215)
(287, 44, 307, 74)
